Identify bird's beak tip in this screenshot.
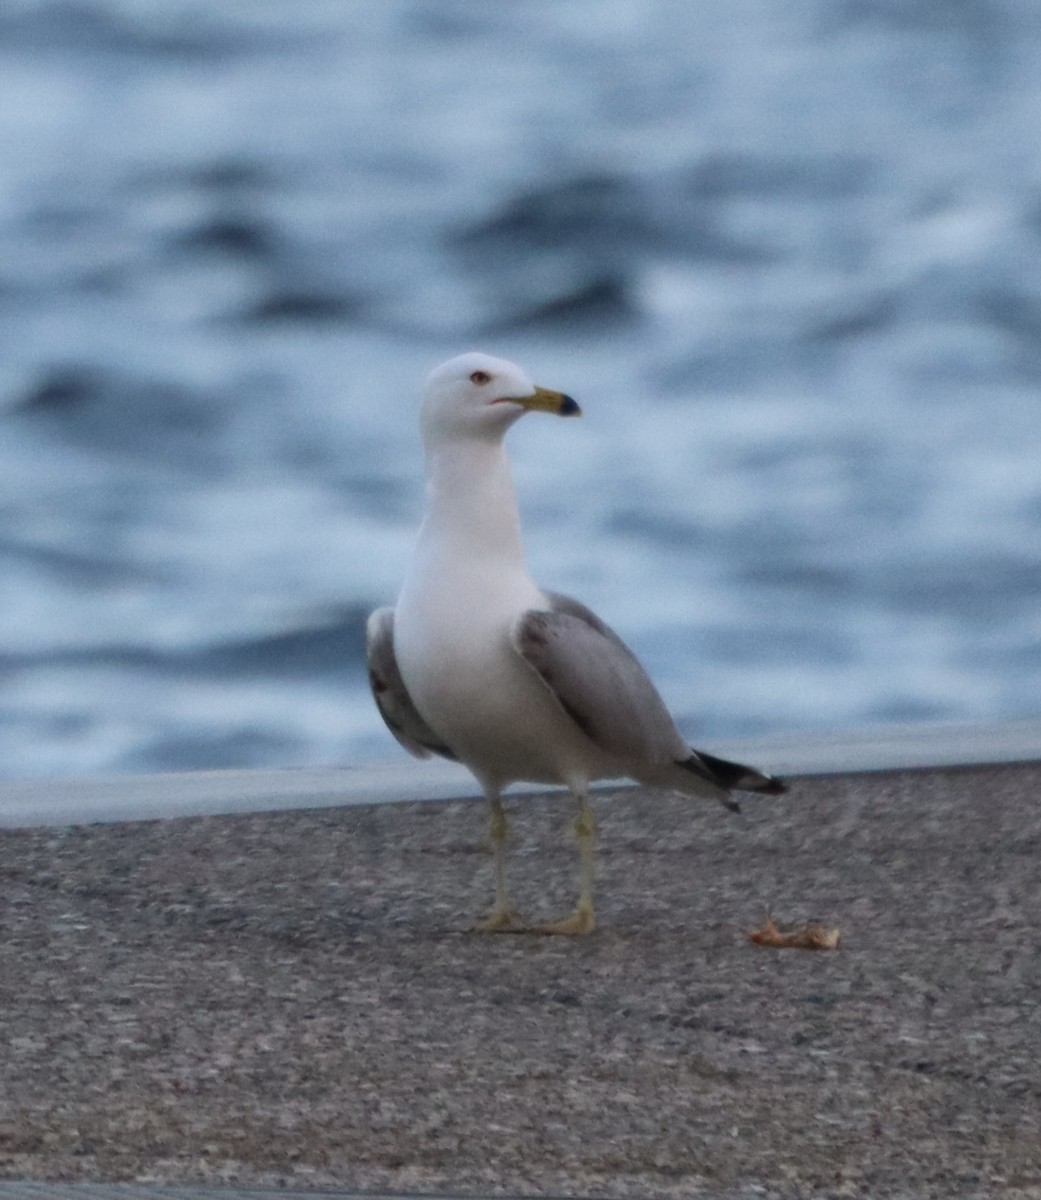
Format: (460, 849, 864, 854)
(523, 386, 581, 417)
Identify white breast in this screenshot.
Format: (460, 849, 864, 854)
(394, 556, 603, 790)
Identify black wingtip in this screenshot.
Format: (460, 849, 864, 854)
(758, 776, 788, 796)
(680, 750, 788, 797)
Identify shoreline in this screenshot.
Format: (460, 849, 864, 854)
(3, 715, 1041, 829)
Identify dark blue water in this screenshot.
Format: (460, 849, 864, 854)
(2, 1, 1040, 778)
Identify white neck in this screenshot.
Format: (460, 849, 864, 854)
(418, 437, 525, 569)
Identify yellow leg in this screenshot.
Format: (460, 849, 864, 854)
(534, 794, 597, 935)
(474, 797, 527, 933)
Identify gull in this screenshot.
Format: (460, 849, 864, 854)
(367, 352, 785, 934)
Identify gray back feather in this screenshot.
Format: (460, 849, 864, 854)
(511, 591, 690, 769)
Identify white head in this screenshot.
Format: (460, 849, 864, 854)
(421, 352, 579, 445)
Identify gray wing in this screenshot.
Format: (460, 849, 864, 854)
(510, 591, 691, 769)
(512, 592, 785, 802)
(366, 607, 458, 761)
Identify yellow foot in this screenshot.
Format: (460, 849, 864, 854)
(472, 907, 529, 934)
(532, 905, 596, 936)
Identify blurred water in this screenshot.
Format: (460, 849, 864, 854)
(1, 0, 1040, 778)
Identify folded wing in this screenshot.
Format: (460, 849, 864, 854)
(366, 607, 458, 761)
(512, 592, 785, 804)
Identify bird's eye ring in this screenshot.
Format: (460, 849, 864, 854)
(469, 370, 491, 385)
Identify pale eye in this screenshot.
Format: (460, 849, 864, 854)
(469, 370, 491, 385)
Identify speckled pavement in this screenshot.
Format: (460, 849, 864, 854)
(0, 1185, 531, 1200)
(0, 1186, 403, 1199)
(1, 760, 1040, 1198)
(0, 1186, 558, 1200)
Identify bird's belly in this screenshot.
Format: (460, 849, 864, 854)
(394, 592, 603, 789)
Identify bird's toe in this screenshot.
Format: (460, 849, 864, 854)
(472, 906, 529, 934)
(532, 904, 596, 936)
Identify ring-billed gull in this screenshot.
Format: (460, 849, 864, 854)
(367, 352, 785, 934)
